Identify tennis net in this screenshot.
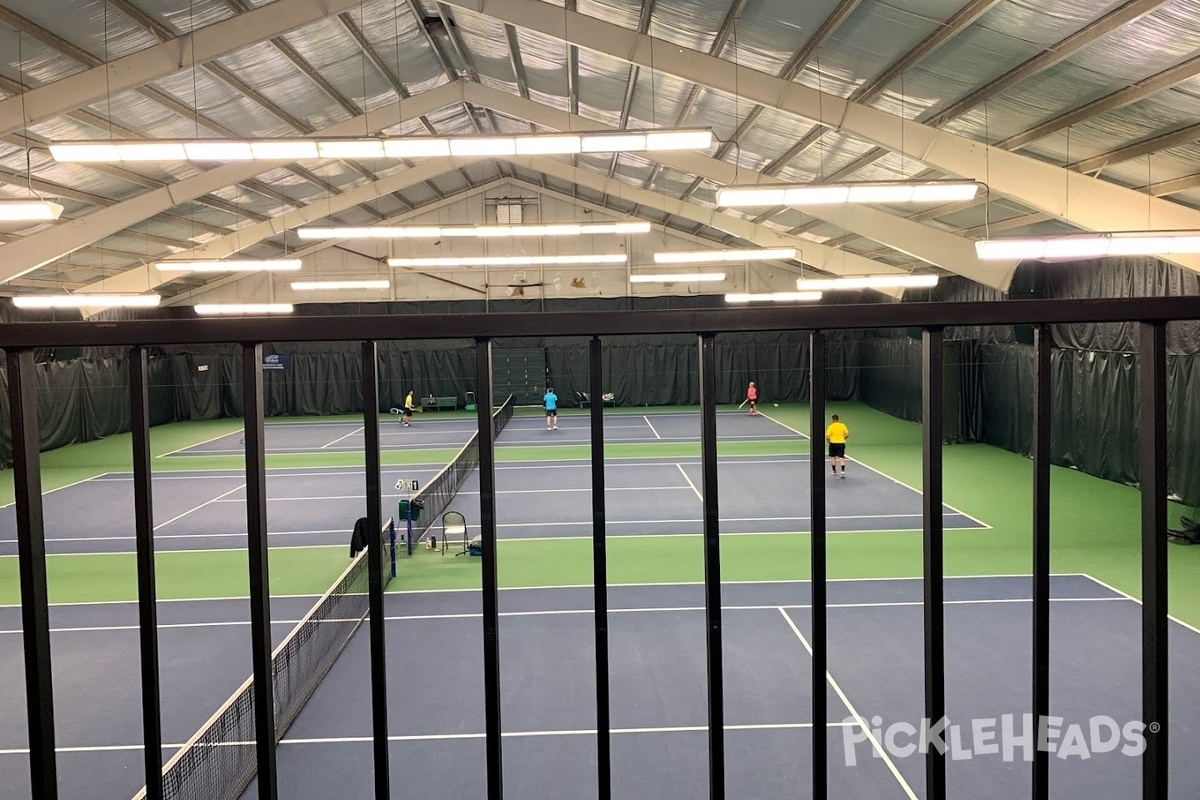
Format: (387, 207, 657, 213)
(135, 518, 396, 800)
(403, 393, 514, 552)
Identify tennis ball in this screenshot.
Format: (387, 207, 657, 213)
(773, 403, 779, 407)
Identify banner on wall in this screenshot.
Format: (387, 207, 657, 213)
(263, 353, 290, 371)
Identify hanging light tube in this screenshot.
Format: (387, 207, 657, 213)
(0, 200, 65, 221)
(290, 280, 390, 290)
(795, 275, 939, 291)
(11, 294, 160, 308)
(653, 248, 795, 264)
(717, 181, 981, 207)
(193, 303, 294, 315)
(48, 129, 714, 163)
(629, 273, 726, 283)
(155, 260, 303, 272)
(296, 221, 651, 239)
(388, 254, 628, 268)
(975, 231, 1200, 261)
(724, 291, 822, 303)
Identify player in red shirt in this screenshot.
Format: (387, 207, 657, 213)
(747, 381, 758, 416)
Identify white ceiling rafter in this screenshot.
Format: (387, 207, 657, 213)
(0, 81, 468, 283)
(461, 83, 1017, 289)
(83, 158, 479, 297)
(439, 0, 1200, 275)
(0, 0, 377, 136)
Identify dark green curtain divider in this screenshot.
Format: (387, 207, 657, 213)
(1169, 353, 1200, 507)
(857, 335, 978, 444)
(80, 358, 131, 442)
(1057, 350, 1141, 490)
(978, 343, 1034, 456)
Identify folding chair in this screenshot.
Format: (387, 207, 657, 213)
(440, 511, 470, 556)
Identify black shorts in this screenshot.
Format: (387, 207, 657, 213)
(546, 409, 557, 416)
(403, 407, 412, 418)
(829, 443, 846, 458)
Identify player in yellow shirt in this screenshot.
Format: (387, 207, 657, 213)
(825, 414, 850, 479)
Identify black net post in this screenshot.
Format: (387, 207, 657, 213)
(362, 341, 391, 800)
(475, 338, 504, 800)
(589, 336, 612, 800)
(1031, 325, 1051, 800)
(922, 328, 946, 800)
(1139, 322, 1168, 798)
(809, 331, 827, 800)
(241, 343, 278, 799)
(6, 349, 58, 800)
(698, 333, 725, 800)
(130, 346, 164, 800)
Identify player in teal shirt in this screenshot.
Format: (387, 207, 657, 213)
(544, 387, 558, 430)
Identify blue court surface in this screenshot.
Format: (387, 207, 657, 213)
(3, 576, 1194, 800)
(164, 410, 801, 456)
(0, 454, 984, 556)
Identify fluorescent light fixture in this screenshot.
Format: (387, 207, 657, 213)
(630, 273, 726, 283)
(250, 141, 319, 160)
(155, 259, 303, 272)
(388, 254, 628, 268)
(725, 291, 822, 303)
(581, 132, 647, 153)
(646, 130, 713, 151)
(12, 294, 160, 308)
(450, 137, 517, 156)
(515, 135, 582, 155)
(384, 138, 451, 157)
(290, 280, 390, 290)
(717, 181, 981, 207)
(184, 141, 254, 161)
(0, 200, 64, 221)
(49, 130, 714, 163)
(297, 221, 651, 239)
(193, 303, 294, 315)
(975, 231, 1200, 261)
(795, 275, 940, 291)
(317, 140, 385, 158)
(654, 248, 796, 264)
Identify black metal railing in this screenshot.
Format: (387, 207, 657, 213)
(2, 296, 1193, 800)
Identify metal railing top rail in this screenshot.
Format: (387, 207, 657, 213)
(0, 296, 1197, 348)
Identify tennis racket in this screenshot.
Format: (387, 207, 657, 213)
(738, 398, 748, 409)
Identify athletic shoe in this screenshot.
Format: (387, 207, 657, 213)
(553, 425, 558, 429)
(840, 473, 845, 479)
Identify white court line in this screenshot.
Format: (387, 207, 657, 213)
(1080, 573, 1200, 637)
(382, 597, 1126, 623)
(5, 530, 351, 544)
(320, 425, 364, 449)
(778, 607, 919, 800)
(643, 415, 662, 439)
(492, 528, 983, 542)
(0, 617, 336, 635)
(0, 473, 109, 511)
(0, 593, 323, 610)
(152, 484, 245, 530)
(759, 412, 992, 531)
(492, 513, 970, 527)
(156, 429, 240, 458)
(207, 486, 692, 502)
(0, 722, 859, 756)
(676, 464, 703, 502)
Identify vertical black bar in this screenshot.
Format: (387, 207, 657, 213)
(241, 343, 277, 799)
(129, 347, 163, 800)
(698, 334, 725, 800)
(1031, 326, 1052, 800)
(590, 336, 612, 800)
(361, 341, 391, 800)
(6, 350, 58, 800)
(921, 328, 946, 800)
(1139, 322, 1168, 799)
(808, 332, 827, 800)
(475, 338, 503, 800)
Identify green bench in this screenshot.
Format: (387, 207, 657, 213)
(423, 396, 458, 411)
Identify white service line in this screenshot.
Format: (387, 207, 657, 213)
(156, 429, 241, 458)
(153, 484, 245, 530)
(778, 607, 919, 800)
(320, 425, 364, 449)
(1080, 573, 1200, 637)
(759, 411, 992, 530)
(676, 464, 703, 502)
(643, 415, 663, 439)
(0, 473, 109, 510)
